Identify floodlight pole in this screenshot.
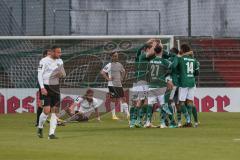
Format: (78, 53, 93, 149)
(43, 0, 46, 36)
(188, 0, 192, 37)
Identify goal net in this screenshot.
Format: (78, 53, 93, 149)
(0, 35, 174, 116)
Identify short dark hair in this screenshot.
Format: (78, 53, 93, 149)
(143, 44, 152, 51)
(86, 89, 94, 95)
(51, 45, 60, 51)
(154, 45, 162, 54)
(180, 44, 191, 53)
(42, 49, 49, 57)
(170, 47, 179, 54)
(110, 51, 118, 56)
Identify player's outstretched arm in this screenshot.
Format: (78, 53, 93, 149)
(94, 108, 101, 121)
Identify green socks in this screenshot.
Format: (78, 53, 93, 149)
(146, 105, 153, 122)
(177, 110, 181, 123)
(180, 104, 190, 123)
(192, 105, 198, 123)
(168, 104, 175, 125)
(186, 105, 193, 121)
(130, 107, 137, 125)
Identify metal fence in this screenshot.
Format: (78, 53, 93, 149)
(53, 9, 161, 35)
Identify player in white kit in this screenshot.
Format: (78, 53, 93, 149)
(37, 46, 66, 139)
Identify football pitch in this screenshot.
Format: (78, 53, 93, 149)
(0, 113, 240, 160)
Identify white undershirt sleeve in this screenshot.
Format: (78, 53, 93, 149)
(37, 60, 45, 89)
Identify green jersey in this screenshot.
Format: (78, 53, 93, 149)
(148, 56, 171, 88)
(164, 52, 180, 86)
(178, 55, 199, 87)
(135, 45, 155, 81)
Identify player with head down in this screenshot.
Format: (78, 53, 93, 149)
(130, 39, 158, 128)
(37, 46, 66, 139)
(177, 44, 200, 127)
(58, 89, 102, 123)
(35, 49, 51, 127)
(147, 44, 175, 128)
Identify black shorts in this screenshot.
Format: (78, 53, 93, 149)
(108, 86, 124, 98)
(75, 111, 89, 122)
(42, 85, 60, 107)
(38, 87, 44, 100)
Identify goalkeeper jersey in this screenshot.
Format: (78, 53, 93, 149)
(148, 56, 171, 88)
(178, 55, 199, 87)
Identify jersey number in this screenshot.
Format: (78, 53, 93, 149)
(151, 64, 160, 77)
(186, 62, 194, 74)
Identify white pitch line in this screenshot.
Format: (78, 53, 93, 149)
(233, 138, 240, 141)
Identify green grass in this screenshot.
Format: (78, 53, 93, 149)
(0, 113, 240, 160)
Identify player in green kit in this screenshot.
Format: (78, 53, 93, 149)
(130, 39, 158, 128)
(164, 47, 184, 127)
(163, 47, 180, 127)
(147, 44, 174, 128)
(177, 44, 199, 127)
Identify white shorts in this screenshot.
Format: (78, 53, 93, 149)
(131, 81, 149, 100)
(148, 95, 165, 105)
(169, 86, 177, 100)
(178, 87, 196, 101)
(147, 88, 167, 105)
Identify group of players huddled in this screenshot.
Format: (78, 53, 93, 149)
(36, 39, 200, 139)
(129, 39, 200, 128)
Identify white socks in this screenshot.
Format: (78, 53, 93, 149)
(49, 113, 57, 135)
(38, 112, 48, 128)
(110, 102, 116, 117)
(121, 102, 130, 117)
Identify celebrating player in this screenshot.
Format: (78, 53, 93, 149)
(59, 89, 102, 123)
(148, 44, 175, 128)
(130, 39, 158, 128)
(37, 45, 66, 139)
(164, 47, 180, 127)
(177, 44, 199, 127)
(101, 51, 129, 120)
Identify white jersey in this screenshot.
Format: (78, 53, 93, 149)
(102, 62, 125, 87)
(74, 96, 102, 114)
(38, 56, 66, 88)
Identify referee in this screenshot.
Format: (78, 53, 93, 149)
(37, 45, 66, 139)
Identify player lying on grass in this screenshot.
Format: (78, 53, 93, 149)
(130, 38, 158, 128)
(58, 89, 102, 123)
